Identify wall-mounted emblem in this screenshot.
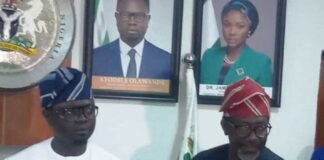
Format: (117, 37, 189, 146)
(0, 0, 75, 89)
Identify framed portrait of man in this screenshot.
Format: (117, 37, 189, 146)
(83, 0, 183, 101)
(193, 0, 286, 106)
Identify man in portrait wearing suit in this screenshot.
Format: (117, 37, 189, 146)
(93, 0, 171, 79)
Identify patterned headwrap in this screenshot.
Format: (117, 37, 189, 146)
(39, 67, 93, 109)
(221, 0, 259, 35)
(220, 77, 270, 117)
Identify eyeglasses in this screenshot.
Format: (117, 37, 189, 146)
(115, 11, 150, 22)
(226, 120, 272, 138)
(51, 105, 98, 121)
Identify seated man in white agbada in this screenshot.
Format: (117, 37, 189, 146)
(5, 67, 120, 160)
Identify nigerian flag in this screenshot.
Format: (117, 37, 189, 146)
(93, 0, 110, 48)
(201, 0, 220, 53)
(179, 59, 198, 160)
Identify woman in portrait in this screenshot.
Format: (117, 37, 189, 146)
(200, 0, 272, 87)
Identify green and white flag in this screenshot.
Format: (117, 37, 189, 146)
(93, 0, 110, 48)
(201, 0, 220, 54)
(179, 63, 198, 160)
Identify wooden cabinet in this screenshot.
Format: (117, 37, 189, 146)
(0, 87, 52, 145)
(315, 51, 324, 147)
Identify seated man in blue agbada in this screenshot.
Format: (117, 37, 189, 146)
(311, 147, 324, 160)
(5, 67, 120, 160)
(194, 77, 283, 160)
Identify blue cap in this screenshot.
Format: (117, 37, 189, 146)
(39, 67, 92, 109)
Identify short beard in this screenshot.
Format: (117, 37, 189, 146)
(237, 148, 260, 160)
(73, 138, 88, 145)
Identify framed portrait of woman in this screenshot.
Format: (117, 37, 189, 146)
(83, 0, 183, 102)
(193, 0, 286, 106)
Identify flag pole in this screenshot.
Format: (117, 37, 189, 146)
(179, 53, 198, 160)
(183, 53, 196, 69)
